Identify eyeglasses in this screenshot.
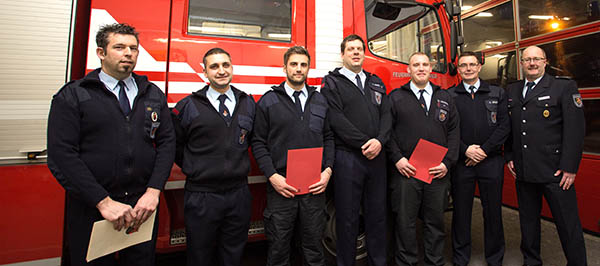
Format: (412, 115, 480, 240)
(458, 63, 480, 68)
(521, 57, 546, 63)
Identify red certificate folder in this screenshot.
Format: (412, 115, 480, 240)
(286, 147, 323, 195)
(408, 139, 448, 184)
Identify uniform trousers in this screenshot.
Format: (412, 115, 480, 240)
(184, 185, 251, 266)
(264, 188, 326, 266)
(65, 193, 159, 266)
(516, 180, 587, 266)
(390, 171, 450, 266)
(334, 149, 387, 266)
(451, 155, 505, 266)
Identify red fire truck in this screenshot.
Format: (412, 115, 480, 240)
(5, 0, 596, 265)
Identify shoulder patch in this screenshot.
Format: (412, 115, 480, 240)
(572, 94, 583, 108)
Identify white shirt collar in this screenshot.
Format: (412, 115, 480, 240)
(410, 81, 432, 95)
(284, 82, 307, 98)
(463, 79, 481, 93)
(98, 70, 134, 92)
(207, 86, 235, 102)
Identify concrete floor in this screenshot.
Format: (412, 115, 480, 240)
(440, 198, 600, 266)
(156, 198, 600, 265)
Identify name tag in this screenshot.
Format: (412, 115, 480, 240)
(538, 95, 550, 101)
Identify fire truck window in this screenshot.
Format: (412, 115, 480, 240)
(187, 0, 292, 42)
(520, 0, 600, 39)
(532, 33, 600, 88)
(462, 2, 514, 51)
(479, 51, 518, 88)
(583, 99, 600, 154)
(364, 3, 446, 72)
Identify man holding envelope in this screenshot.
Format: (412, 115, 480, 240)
(387, 52, 460, 266)
(251, 46, 334, 266)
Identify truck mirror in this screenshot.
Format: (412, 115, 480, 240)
(373, 3, 401, 20)
(372, 1, 419, 20)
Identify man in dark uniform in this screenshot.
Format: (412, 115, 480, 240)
(505, 45, 587, 266)
(320, 34, 391, 266)
(172, 48, 255, 266)
(388, 52, 459, 266)
(448, 51, 509, 266)
(251, 46, 334, 266)
(47, 23, 176, 266)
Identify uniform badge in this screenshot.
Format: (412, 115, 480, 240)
(374, 91, 382, 105)
(491, 111, 497, 123)
(239, 128, 248, 144)
(438, 109, 448, 122)
(146, 106, 153, 111)
(151, 111, 158, 122)
(543, 109, 550, 118)
(572, 94, 583, 108)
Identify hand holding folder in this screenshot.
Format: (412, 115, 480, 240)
(407, 139, 448, 184)
(286, 147, 323, 195)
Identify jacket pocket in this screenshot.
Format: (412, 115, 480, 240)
(309, 103, 327, 133)
(236, 114, 253, 147)
(485, 98, 499, 126)
(144, 101, 162, 140)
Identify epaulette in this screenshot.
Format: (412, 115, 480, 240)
(555, 75, 573, 80)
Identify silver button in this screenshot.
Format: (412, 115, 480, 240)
(125, 191, 128, 196)
(522, 119, 526, 123)
(522, 132, 526, 136)
(523, 144, 528, 148)
(522, 107, 526, 111)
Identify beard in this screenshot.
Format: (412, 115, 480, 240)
(287, 75, 306, 87)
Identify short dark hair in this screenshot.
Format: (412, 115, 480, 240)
(284, 46, 311, 65)
(458, 51, 481, 64)
(203, 47, 232, 67)
(340, 34, 366, 53)
(96, 23, 139, 50)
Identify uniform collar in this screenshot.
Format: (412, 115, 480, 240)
(98, 70, 135, 92)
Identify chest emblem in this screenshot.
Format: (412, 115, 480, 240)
(438, 109, 447, 122)
(374, 91, 382, 105)
(239, 128, 248, 144)
(151, 111, 158, 122)
(543, 109, 550, 118)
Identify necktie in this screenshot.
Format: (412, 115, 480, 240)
(418, 89, 428, 116)
(217, 94, 232, 124)
(355, 74, 365, 95)
(118, 81, 131, 116)
(292, 91, 303, 117)
(524, 81, 535, 98)
(469, 85, 476, 100)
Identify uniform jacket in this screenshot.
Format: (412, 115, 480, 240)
(387, 82, 460, 172)
(172, 85, 255, 192)
(47, 69, 176, 207)
(505, 74, 585, 183)
(251, 82, 335, 179)
(320, 68, 392, 153)
(448, 80, 510, 159)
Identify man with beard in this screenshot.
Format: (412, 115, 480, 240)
(448, 51, 509, 266)
(251, 46, 334, 266)
(320, 34, 391, 266)
(505, 45, 587, 266)
(172, 48, 256, 266)
(47, 23, 175, 265)
(387, 52, 459, 266)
